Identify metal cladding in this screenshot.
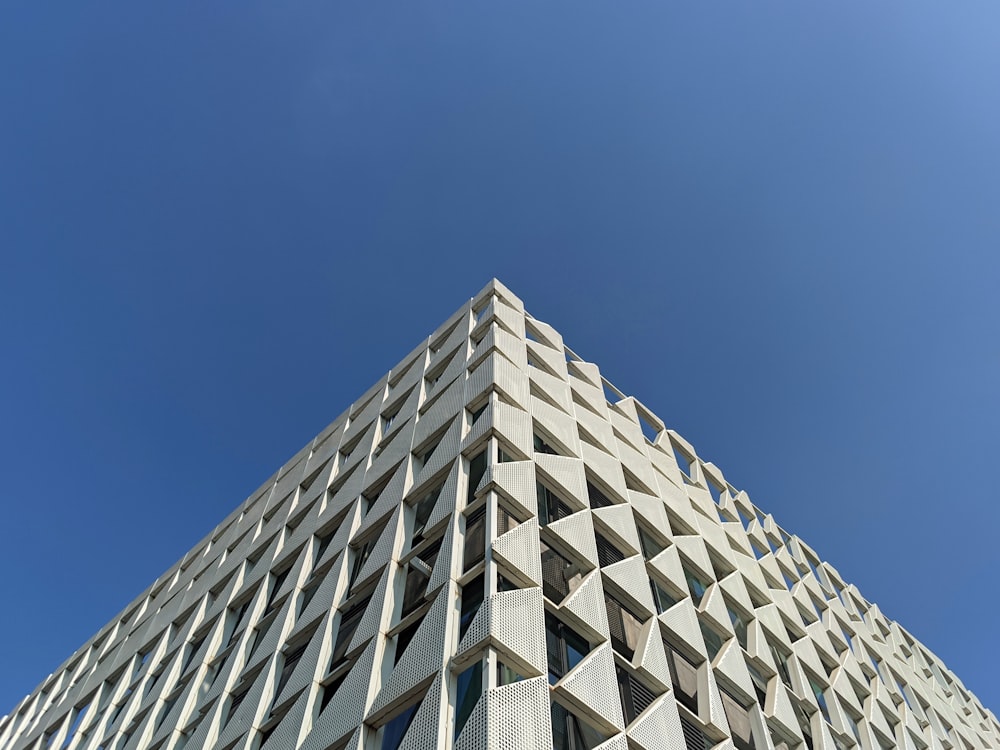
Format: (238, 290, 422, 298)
(3, 279, 997, 750)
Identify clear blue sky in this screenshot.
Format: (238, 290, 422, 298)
(2, 1, 998, 717)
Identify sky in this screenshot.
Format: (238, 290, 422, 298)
(2, 0, 999, 719)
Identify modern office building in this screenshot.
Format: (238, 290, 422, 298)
(2, 279, 997, 750)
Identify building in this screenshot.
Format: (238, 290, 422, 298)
(2, 279, 997, 750)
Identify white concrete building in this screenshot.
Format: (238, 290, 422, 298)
(2, 279, 997, 750)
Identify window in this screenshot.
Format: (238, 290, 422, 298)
(683, 565, 710, 607)
(680, 715, 712, 750)
(265, 567, 290, 614)
(700, 621, 725, 661)
(727, 601, 749, 650)
(540, 542, 583, 603)
(409, 483, 442, 546)
(454, 660, 483, 739)
(392, 620, 421, 666)
(275, 642, 308, 697)
(223, 681, 252, 727)
(595, 534, 625, 568)
(651, 579, 679, 613)
(768, 640, 792, 688)
(459, 575, 485, 639)
(400, 542, 439, 618)
(808, 675, 831, 723)
(533, 433, 559, 455)
(537, 483, 572, 526)
(545, 613, 589, 684)
(466, 450, 487, 505)
(469, 403, 487, 424)
(721, 690, 756, 750)
(663, 640, 699, 712)
(586, 481, 613, 509)
(497, 505, 519, 536)
(551, 700, 610, 750)
(348, 538, 376, 591)
(330, 596, 369, 670)
(617, 666, 657, 725)
(605, 594, 644, 659)
(298, 575, 323, 616)
(381, 410, 398, 434)
(379, 700, 421, 750)
(462, 508, 486, 572)
(745, 660, 769, 707)
(638, 526, 665, 559)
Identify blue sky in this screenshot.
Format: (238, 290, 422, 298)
(2, 1, 999, 716)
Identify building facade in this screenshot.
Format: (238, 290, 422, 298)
(2, 279, 997, 750)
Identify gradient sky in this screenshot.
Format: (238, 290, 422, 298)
(2, 1, 999, 718)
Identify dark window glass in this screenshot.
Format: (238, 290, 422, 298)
(683, 565, 710, 607)
(700, 622, 724, 661)
(664, 640, 699, 712)
(463, 508, 486, 571)
(466, 451, 487, 505)
(769, 641, 792, 688)
(651, 580, 679, 614)
(454, 661, 483, 740)
(380, 700, 421, 750)
(533, 434, 559, 455)
(348, 539, 375, 590)
(809, 676, 831, 723)
(276, 642, 308, 697)
(586, 482, 613, 509)
(330, 597, 369, 669)
(410, 484, 442, 545)
(721, 691, 756, 750)
(459, 575, 485, 639)
(605, 595, 643, 659)
(537, 483, 572, 526)
(545, 613, 589, 684)
(497, 506, 519, 536)
(680, 715, 710, 750)
(540, 542, 583, 603)
(393, 620, 420, 666)
(595, 534, 625, 568)
(551, 700, 610, 750)
(728, 604, 749, 650)
(638, 527, 665, 559)
(298, 577, 322, 616)
(617, 666, 657, 725)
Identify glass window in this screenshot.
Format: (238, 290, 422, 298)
(533, 433, 559, 455)
(651, 579, 679, 613)
(700, 621, 725, 661)
(638, 526, 665, 559)
(330, 596, 369, 669)
(727, 603, 749, 650)
(683, 565, 710, 606)
(463, 508, 486, 572)
(537, 483, 572, 526)
(663, 640, 699, 712)
(586, 481, 613, 509)
(605, 594, 644, 659)
(459, 575, 485, 639)
(466, 451, 487, 505)
(380, 700, 420, 750)
(721, 691, 756, 750)
(545, 613, 589, 684)
(551, 700, 610, 750)
(540, 542, 583, 603)
(454, 660, 483, 740)
(595, 534, 625, 568)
